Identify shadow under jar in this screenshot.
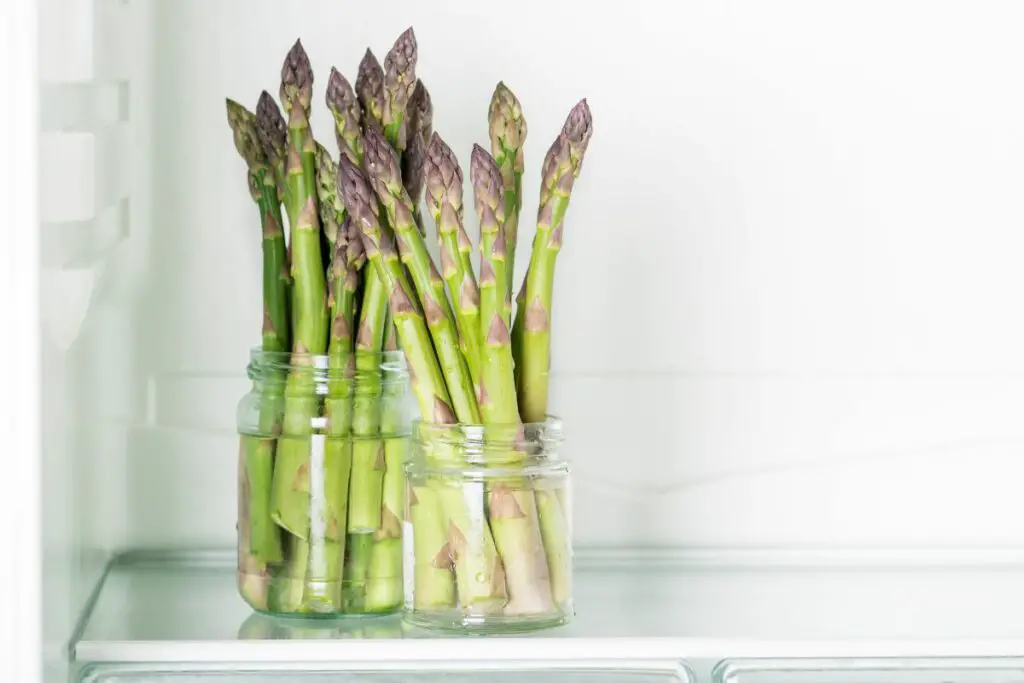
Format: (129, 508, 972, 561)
(403, 417, 572, 633)
(236, 348, 410, 617)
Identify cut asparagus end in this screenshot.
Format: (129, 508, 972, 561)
(363, 539, 403, 612)
(343, 532, 375, 610)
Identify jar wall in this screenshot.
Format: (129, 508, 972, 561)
(403, 418, 572, 633)
(236, 350, 410, 617)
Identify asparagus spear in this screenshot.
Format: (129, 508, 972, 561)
(517, 99, 593, 423)
(268, 39, 330, 612)
(488, 83, 527, 303)
(515, 100, 592, 606)
(471, 145, 554, 614)
(424, 133, 482, 387)
(226, 99, 286, 567)
(366, 34, 420, 609)
(362, 126, 477, 422)
(338, 153, 503, 611)
(382, 27, 418, 154)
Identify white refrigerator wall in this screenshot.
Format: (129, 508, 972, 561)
(39, 0, 155, 674)
(40, 0, 1024, 613)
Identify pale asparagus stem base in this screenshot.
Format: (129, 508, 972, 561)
(408, 484, 456, 609)
(436, 478, 506, 614)
(534, 488, 571, 606)
(238, 440, 270, 611)
(488, 487, 553, 614)
(343, 533, 373, 610)
(273, 534, 310, 613)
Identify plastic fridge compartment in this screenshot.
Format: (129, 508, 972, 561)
(713, 658, 1024, 683)
(79, 664, 695, 683)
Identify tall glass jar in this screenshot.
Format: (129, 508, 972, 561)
(403, 417, 572, 633)
(236, 348, 410, 617)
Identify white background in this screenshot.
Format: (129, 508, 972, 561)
(14, 0, 1024, 680)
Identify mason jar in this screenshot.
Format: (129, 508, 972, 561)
(236, 348, 409, 617)
(403, 417, 572, 633)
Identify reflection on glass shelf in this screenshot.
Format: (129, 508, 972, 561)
(236, 613, 410, 641)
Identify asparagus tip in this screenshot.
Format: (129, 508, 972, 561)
(356, 49, 385, 123)
(424, 131, 464, 214)
(254, 90, 287, 165)
(280, 38, 314, 112)
(384, 26, 418, 75)
(563, 98, 593, 143)
(362, 124, 402, 192)
(488, 82, 527, 170)
(409, 80, 433, 142)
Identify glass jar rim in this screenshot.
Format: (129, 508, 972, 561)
(410, 416, 564, 445)
(248, 346, 406, 365)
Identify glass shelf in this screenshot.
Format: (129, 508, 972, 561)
(73, 548, 1024, 667)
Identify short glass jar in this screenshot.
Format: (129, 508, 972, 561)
(403, 417, 572, 633)
(236, 348, 410, 617)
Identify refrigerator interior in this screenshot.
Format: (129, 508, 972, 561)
(35, 0, 1024, 680)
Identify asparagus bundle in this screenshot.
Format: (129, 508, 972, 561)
(227, 34, 419, 615)
(228, 26, 593, 620)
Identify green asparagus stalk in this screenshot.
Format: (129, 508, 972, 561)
(425, 133, 482, 387)
(368, 36, 419, 608)
(488, 83, 527, 305)
(337, 57, 391, 603)
(317, 181, 359, 611)
(366, 38, 421, 602)
(255, 91, 296, 337)
(268, 39, 330, 612)
(382, 27, 418, 154)
(364, 322, 405, 611)
(362, 126, 477, 422)
(471, 145, 554, 614)
(226, 99, 286, 567)
(517, 98, 593, 423)
(403, 81, 432, 237)
(330, 64, 387, 539)
(338, 153, 502, 611)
